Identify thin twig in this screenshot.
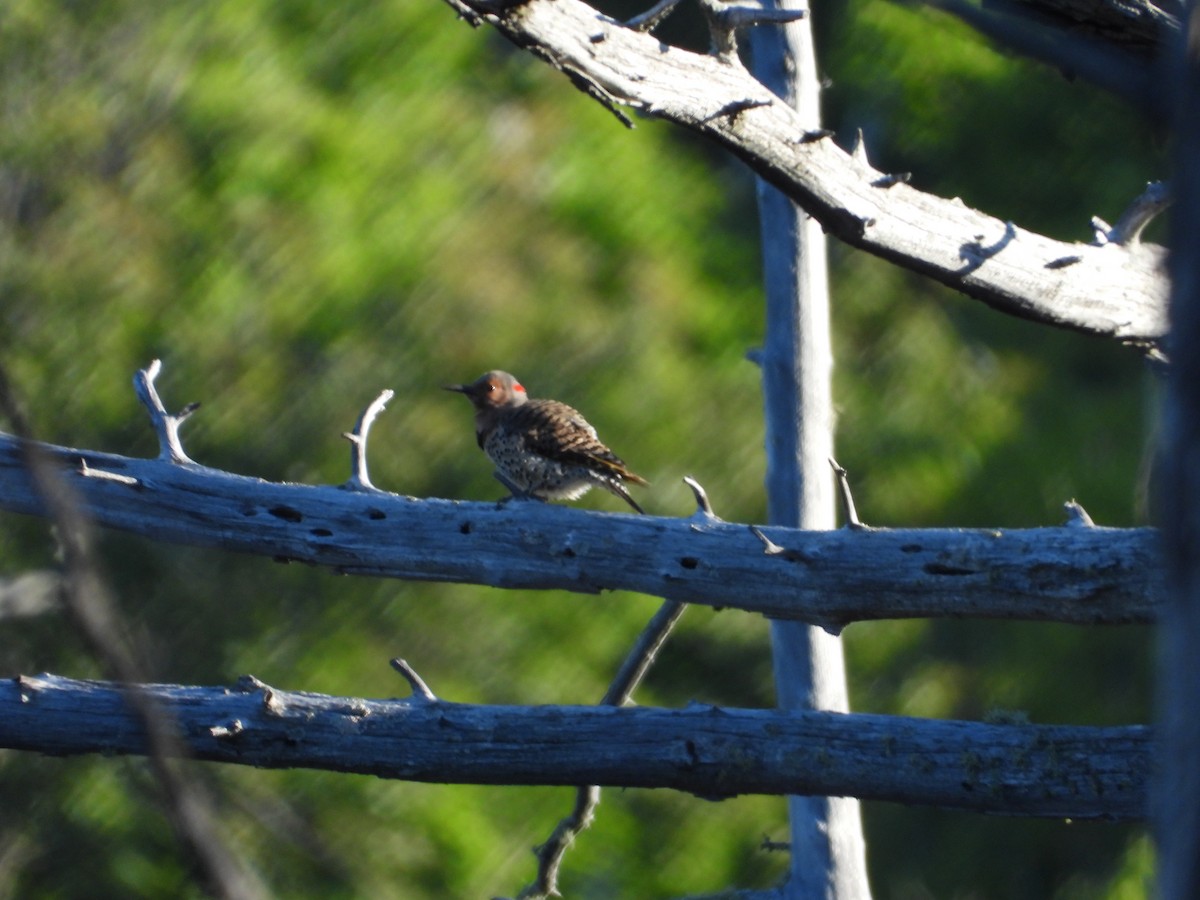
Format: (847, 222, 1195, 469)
(601, 600, 687, 707)
(518, 599, 686, 899)
(829, 458, 867, 529)
(79, 458, 141, 486)
(515, 467, 694, 896)
(519, 784, 599, 899)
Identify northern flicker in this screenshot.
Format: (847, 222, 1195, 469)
(444, 370, 648, 514)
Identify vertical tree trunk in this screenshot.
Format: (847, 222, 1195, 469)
(1157, 10, 1200, 899)
(749, 5, 872, 898)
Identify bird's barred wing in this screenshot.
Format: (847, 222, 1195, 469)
(514, 402, 649, 485)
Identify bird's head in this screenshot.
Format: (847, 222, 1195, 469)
(443, 370, 529, 411)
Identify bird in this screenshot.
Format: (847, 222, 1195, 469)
(444, 370, 648, 513)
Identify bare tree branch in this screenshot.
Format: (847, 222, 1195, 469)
(0, 672, 1151, 821)
(0, 430, 1162, 626)
(436, 0, 1169, 351)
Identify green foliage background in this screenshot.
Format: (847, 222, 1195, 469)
(0, 0, 1158, 897)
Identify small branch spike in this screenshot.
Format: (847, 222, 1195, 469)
(343, 389, 394, 492)
(390, 658, 438, 703)
(1111, 181, 1171, 246)
(851, 128, 871, 167)
(78, 459, 140, 486)
(625, 0, 685, 32)
(750, 524, 811, 562)
(1063, 499, 1096, 528)
(830, 458, 867, 530)
(134, 360, 197, 465)
(696, 0, 807, 63)
(683, 475, 719, 519)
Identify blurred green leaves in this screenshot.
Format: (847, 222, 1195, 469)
(0, 0, 1158, 896)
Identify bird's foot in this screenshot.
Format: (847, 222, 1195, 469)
(496, 493, 544, 509)
(493, 471, 544, 507)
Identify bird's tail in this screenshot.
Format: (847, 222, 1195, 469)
(605, 480, 646, 514)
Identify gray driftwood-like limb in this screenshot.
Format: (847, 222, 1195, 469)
(437, 0, 1169, 350)
(0, 432, 1163, 627)
(342, 389, 394, 492)
(134, 360, 199, 465)
(0, 673, 1149, 821)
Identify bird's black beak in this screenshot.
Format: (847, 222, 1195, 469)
(442, 383, 469, 394)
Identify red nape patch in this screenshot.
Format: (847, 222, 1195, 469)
(514, 382, 526, 392)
